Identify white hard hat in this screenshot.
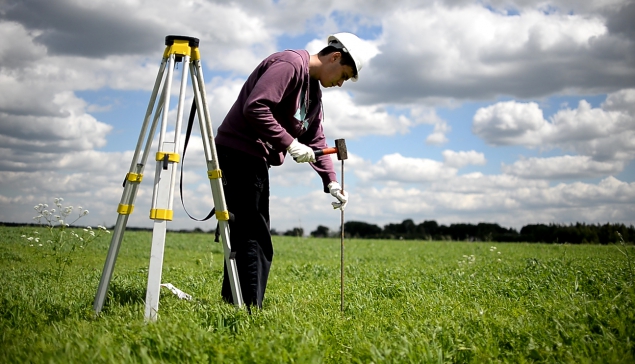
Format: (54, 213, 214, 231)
(327, 32, 364, 82)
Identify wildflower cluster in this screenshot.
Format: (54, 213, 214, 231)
(32, 197, 88, 227)
(22, 197, 109, 280)
(489, 246, 502, 261)
(458, 254, 476, 265)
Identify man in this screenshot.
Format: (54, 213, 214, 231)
(215, 33, 367, 309)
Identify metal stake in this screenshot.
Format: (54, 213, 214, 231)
(340, 158, 345, 313)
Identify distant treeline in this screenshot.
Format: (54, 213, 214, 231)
(309, 219, 634, 245)
(4, 220, 633, 244)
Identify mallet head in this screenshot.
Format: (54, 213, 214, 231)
(334, 139, 348, 160)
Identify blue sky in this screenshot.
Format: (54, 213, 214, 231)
(0, 0, 634, 235)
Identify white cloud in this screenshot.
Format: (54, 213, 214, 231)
(472, 101, 546, 145)
(0, 92, 113, 168)
(204, 77, 246, 129)
(236, 171, 635, 231)
(335, 175, 635, 231)
(1, 0, 276, 70)
(0, 1, 274, 124)
(270, 158, 319, 187)
(357, 3, 634, 104)
(426, 121, 451, 145)
(502, 155, 625, 179)
(427, 172, 549, 193)
(443, 150, 487, 168)
(425, 132, 448, 145)
(321, 90, 416, 139)
(473, 90, 635, 166)
(410, 106, 446, 125)
(547, 100, 635, 161)
(486, 0, 626, 14)
(0, 22, 47, 69)
(603, 88, 635, 115)
(355, 153, 457, 183)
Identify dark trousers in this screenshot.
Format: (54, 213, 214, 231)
(217, 145, 273, 309)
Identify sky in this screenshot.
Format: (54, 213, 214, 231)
(0, 0, 634, 235)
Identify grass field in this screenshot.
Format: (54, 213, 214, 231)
(1, 225, 634, 363)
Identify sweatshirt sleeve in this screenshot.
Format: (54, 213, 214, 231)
(298, 107, 338, 192)
(242, 60, 298, 151)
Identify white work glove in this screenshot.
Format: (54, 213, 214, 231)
(287, 140, 316, 163)
(328, 181, 348, 210)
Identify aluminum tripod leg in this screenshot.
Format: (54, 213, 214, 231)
(190, 60, 244, 307)
(144, 49, 185, 320)
(93, 59, 168, 314)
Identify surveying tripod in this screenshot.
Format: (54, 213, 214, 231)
(93, 35, 244, 320)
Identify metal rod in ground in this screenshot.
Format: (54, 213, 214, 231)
(340, 159, 345, 313)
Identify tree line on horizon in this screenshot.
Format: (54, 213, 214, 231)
(3, 219, 632, 245)
(304, 219, 634, 245)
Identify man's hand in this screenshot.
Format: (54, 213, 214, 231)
(328, 181, 348, 210)
(287, 140, 316, 163)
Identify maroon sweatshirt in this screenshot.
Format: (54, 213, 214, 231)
(215, 49, 337, 191)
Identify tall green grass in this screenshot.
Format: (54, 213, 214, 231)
(1, 226, 634, 363)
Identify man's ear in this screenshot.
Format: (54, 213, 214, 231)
(330, 51, 342, 63)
